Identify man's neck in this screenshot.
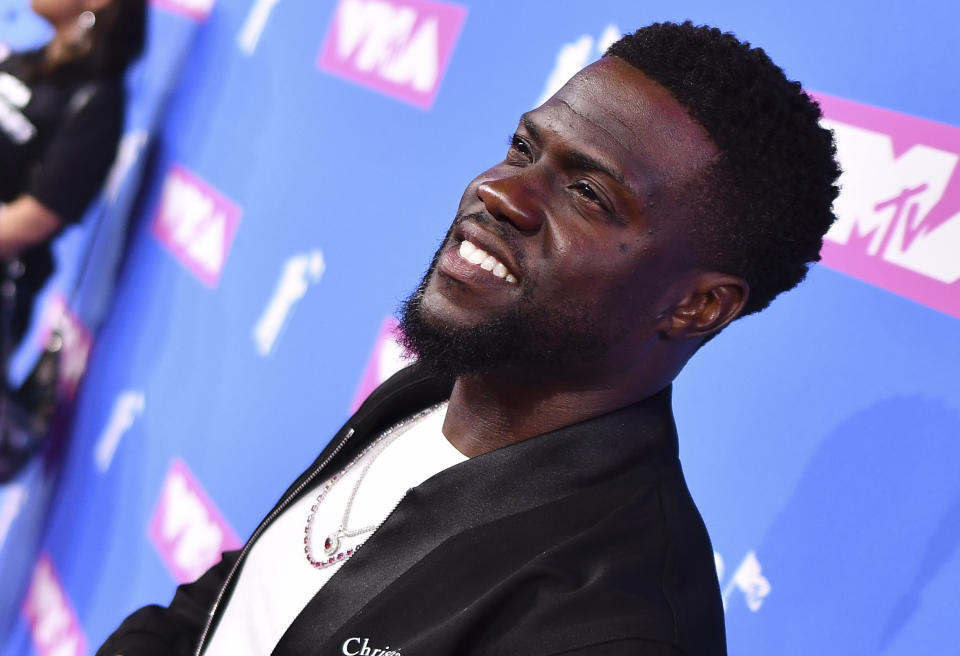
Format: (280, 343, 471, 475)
(440, 368, 668, 458)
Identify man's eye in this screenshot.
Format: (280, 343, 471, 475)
(571, 181, 602, 205)
(507, 134, 532, 157)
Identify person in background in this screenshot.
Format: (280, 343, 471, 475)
(0, 0, 145, 482)
(0, 0, 146, 346)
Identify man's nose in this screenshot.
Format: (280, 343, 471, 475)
(476, 176, 544, 232)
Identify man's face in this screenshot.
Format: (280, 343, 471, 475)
(401, 57, 717, 379)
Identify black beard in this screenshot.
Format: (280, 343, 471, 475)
(397, 217, 608, 379)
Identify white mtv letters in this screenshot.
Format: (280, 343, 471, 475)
(825, 119, 960, 284)
(253, 249, 326, 356)
(160, 471, 226, 581)
(93, 391, 146, 473)
(535, 24, 620, 107)
(336, 0, 439, 91)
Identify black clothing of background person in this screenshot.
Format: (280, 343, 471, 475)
(0, 47, 124, 343)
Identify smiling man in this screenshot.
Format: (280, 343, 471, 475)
(98, 21, 839, 656)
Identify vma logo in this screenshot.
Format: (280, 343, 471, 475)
(152, 165, 242, 287)
(317, 0, 467, 109)
(151, 0, 216, 21)
(816, 93, 960, 319)
(148, 459, 242, 583)
(38, 294, 93, 399)
(21, 554, 87, 656)
(350, 317, 411, 411)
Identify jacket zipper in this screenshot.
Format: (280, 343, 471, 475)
(193, 427, 356, 656)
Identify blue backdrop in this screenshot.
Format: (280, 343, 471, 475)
(1, 1, 958, 654)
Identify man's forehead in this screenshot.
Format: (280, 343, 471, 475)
(532, 57, 717, 188)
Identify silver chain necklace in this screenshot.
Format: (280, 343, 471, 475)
(303, 403, 444, 569)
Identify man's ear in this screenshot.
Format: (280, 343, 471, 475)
(657, 272, 749, 340)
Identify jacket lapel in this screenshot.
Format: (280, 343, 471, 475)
(272, 369, 678, 655)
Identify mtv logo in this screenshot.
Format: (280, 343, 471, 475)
(815, 93, 960, 319)
(21, 554, 87, 656)
(318, 0, 467, 109)
(152, 165, 242, 287)
(350, 317, 412, 411)
(38, 294, 93, 399)
(151, 0, 216, 21)
(148, 459, 242, 583)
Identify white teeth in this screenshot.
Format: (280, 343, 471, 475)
(467, 248, 488, 265)
(458, 240, 476, 258)
(457, 239, 518, 284)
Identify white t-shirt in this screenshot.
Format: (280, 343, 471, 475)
(204, 402, 466, 656)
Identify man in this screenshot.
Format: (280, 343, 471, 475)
(98, 21, 839, 656)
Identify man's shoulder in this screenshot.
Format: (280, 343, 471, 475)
(523, 467, 725, 653)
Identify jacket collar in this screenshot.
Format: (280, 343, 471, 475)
(273, 364, 678, 654)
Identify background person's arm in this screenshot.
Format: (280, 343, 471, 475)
(0, 196, 65, 257)
(12, 78, 126, 255)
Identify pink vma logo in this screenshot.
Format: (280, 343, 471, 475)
(817, 94, 960, 320)
(152, 164, 242, 287)
(350, 317, 411, 411)
(149, 459, 242, 583)
(22, 554, 87, 656)
(39, 294, 92, 399)
(318, 0, 467, 109)
(150, 0, 216, 21)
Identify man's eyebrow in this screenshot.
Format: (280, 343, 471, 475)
(563, 149, 627, 188)
(519, 113, 629, 191)
(520, 114, 541, 142)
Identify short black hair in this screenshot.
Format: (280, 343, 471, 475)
(606, 21, 841, 316)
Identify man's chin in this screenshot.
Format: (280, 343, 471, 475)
(397, 281, 513, 377)
(398, 261, 609, 379)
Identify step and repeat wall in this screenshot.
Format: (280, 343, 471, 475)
(2, 0, 959, 654)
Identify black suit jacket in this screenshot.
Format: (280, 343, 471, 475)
(98, 364, 726, 656)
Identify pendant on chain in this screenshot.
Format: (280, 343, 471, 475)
(323, 532, 340, 556)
